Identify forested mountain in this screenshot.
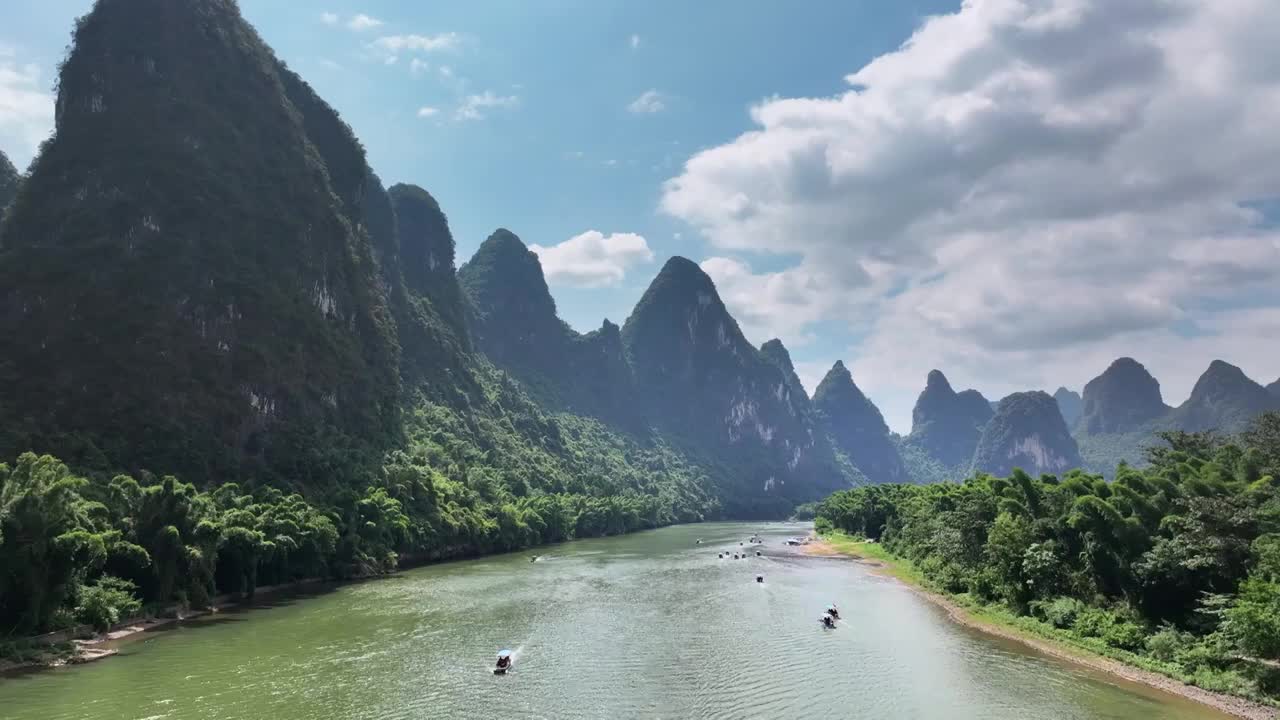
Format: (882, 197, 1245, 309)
(459, 229, 569, 384)
(619, 258, 848, 514)
(0, 0, 402, 485)
(1168, 360, 1278, 433)
(907, 370, 994, 468)
(1270, 378, 1280, 400)
(0, 149, 18, 226)
(1053, 387, 1082, 427)
(813, 361, 905, 484)
(1078, 358, 1168, 434)
(971, 391, 1082, 477)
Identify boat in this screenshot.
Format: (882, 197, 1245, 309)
(494, 649, 513, 675)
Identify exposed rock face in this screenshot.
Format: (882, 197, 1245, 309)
(760, 338, 813, 420)
(1054, 387, 1083, 427)
(0, 0, 400, 481)
(909, 370, 994, 467)
(813, 361, 906, 484)
(1079, 358, 1168, 434)
(1169, 360, 1279, 433)
(972, 391, 1082, 477)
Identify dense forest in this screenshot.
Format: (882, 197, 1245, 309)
(817, 412, 1280, 701)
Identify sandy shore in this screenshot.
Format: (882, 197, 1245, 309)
(813, 535, 1277, 720)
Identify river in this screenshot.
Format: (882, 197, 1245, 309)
(0, 522, 1234, 719)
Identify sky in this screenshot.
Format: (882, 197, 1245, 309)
(2, 0, 1279, 433)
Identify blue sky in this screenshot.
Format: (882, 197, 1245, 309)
(2, 0, 1278, 432)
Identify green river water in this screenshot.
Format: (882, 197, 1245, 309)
(0, 522, 1234, 719)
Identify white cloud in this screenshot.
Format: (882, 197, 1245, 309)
(347, 14, 384, 31)
(700, 258, 869, 349)
(455, 91, 518, 121)
(660, 0, 1280, 433)
(372, 33, 460, 54)
(627, 89, 664, 114)
(630, 34, 641, 50)
(409, 58, 429, 75)
(320, 12, 339, 26)
(530, 231, 655, 287)
(0, 49, 54, 169)
(416, 106, 440, 118)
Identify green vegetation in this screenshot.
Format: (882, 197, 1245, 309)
(818, 412, 1280, 703)
(0, 149, 17, 227)
(0, 362, 716, 638)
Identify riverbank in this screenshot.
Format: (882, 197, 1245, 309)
(812, 532, 1278, 720)
(0, 577, 340, 675)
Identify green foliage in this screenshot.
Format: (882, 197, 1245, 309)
(1030, 597, 1086, 629)
(75, 576, 142, 632)
(1146, 625, 1194, 662)
(817, 412, 1280, 702)
(0, 148, 18, 227)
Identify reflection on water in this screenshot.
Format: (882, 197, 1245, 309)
(0, 523, 1232, 719)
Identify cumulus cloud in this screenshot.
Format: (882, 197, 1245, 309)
(455, 91, 518, 121)
(0, 48, 54, 169)
(409, 58, 429, 75)
(700, 257, 873, 348)
(661, 0, 1280, 432)
(416, 106, 440, 118)
(627, 89, 664, 114)
(347, 14, 384, 31)
(531, 231, 655, 287)
(320, 12, 339, 26)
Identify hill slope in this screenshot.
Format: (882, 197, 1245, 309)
(813, 361, 906, 484)
(972, 391, 1082, 477)
(0, 0, 400, 484)
(908, 370, 994, 468)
